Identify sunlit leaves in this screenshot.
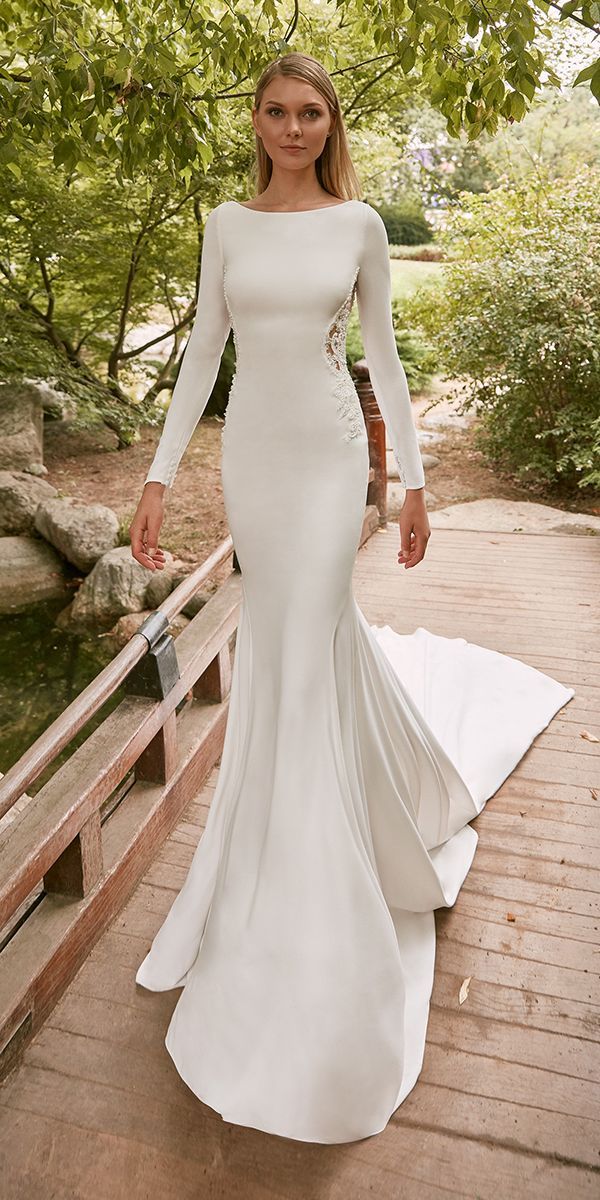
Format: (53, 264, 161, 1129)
(404, 167, 600, 492)
(0, 0, 598, 181)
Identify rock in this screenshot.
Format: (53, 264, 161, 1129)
(0, 471, 58, 535)
(387, 483, 438, 516)
(182, 592, 212, 619)
(24, 377, 75, 421)
(34, 497, 120, 573)
(0, 382, 44, 471)
(169, 572, 213, 618)
(23, 462, 48, 477)
(0, 536, 70, 615)
(417, 429, 444, 446)
(420, 453, 441, 469)
(428, 498, 600, 535)
(420, 409, 474, 430)
(66, 545, 176, 631)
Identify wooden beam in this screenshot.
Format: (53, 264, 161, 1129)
(193, 641, 232, 703)
(135, 711, 178, 785)
(43, 810, 103, 899)
(0, 571, 242, 930)
(0, 699, 227, 1079)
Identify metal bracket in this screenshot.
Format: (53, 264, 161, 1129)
(125, 610, 180, 700)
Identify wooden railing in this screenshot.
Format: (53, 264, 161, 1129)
(0, 536, 243, 1079)
(0, 369, 387, 1081)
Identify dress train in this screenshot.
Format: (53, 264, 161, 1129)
(135, 588, 574, 1143)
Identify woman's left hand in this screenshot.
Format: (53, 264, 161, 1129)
(398, 488, 431, 569)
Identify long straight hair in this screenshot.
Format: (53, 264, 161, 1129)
(247, 53, 363, 202)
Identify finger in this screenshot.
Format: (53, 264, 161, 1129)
(130, 522, 158, 571)
(403, 532, 428, 568)
(398, 528, 414, 563)
(130, 523, 149, 564)
(146, 550, 165, 570)
(146, 520, 165, 569)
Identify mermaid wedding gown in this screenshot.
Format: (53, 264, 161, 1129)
(135, 199, 575, 1143)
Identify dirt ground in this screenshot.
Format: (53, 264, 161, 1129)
(43, 377, 599, 584)
(44, 415, 231, 587)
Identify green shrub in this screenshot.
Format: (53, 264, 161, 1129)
(376, 201, 434, 247)
(347, 299, 437, 393)
(405, 168, 600, 494)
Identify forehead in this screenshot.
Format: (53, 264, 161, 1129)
(261, 79, 326, 107)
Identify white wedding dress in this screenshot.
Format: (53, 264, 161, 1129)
(135, 199, 575, 1143)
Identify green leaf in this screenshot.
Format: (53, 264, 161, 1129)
(401, 44, 416, 72)
(572, 60, 599, 87)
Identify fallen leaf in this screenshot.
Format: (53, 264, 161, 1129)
(519, 810, 527, 817)
(590, 788, 598, 800)
(506, 912, 516, 922)
(581, 730, 600, 743)
(458, 976, 472, 1005)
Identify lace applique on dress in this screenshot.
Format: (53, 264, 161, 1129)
(221, 265, 238, 444)
(322, 266, 363, 441)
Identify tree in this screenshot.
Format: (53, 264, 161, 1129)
(405, 166, 600, 493)
(0, 149, 228, 442)
(1, 0, 599, 188)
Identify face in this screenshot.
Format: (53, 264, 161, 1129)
(252, 76, 335, 169)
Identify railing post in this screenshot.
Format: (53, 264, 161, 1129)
(136, 710, 178, 784)
(193, 643, 232, 703)
(43, 810, 103, 898)
(353, 358, 388, 528)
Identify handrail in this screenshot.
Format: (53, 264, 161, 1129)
(0, 534, 235, 820)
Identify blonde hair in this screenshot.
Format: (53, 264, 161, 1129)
(247, 53, 363, 202)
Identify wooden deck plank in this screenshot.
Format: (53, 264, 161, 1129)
(1, 526, 597, 1199)
(1, 1063, 597, 1200)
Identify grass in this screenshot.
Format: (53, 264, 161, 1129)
(390, 257, 443, 300)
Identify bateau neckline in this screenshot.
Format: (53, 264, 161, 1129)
(232, 199, 356, 214)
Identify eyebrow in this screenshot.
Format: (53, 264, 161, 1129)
(264, 99, 324, 108)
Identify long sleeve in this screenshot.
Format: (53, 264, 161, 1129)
(145, 205, 231, 486)
(355, 205, 425, 490)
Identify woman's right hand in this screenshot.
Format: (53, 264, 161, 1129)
(129, 482, 168, 571)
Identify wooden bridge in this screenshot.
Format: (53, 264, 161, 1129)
(0, 408, 598, 1197)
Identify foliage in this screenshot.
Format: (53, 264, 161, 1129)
(404, 167, 600, 493)
(1, 3, 599, 450)
(0, 147, 231, 440)
(0, 308, 151, 443)
(482, 85, 600, 184)
(346, 298, 437, 393)
(376, 199, 433, 245)
(0, 0, 597, 190)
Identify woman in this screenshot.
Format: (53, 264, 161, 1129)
(131, 52, 574, 1143)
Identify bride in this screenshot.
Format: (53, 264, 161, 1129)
(128, 51, 574, 1144)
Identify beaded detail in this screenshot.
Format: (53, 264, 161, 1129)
(392, 450, 407, 488)
(322, 267, 363, 441)
(221, 264, 238, 444)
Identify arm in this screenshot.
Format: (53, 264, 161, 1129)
(144, 204, 231, 486)
(130, 205, 230, 570)
(355, 204, 426, 492)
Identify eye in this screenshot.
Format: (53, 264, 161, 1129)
(266, 107, 322, 118)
